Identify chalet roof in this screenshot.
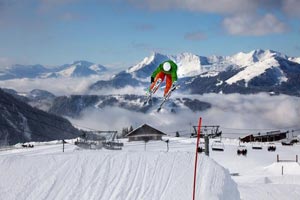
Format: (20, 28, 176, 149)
(241, 131, 287, 139)
(126, 124, 166, 137)
(254, 131, 288, 137)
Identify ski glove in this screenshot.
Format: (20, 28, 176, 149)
(151, 76, 154, 83)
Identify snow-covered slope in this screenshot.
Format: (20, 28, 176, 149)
(172, 52, 203, 77)
(226, 50, 287, 85)
(289, 57, 300, 64)
(0, 144, 240, 200)
(226, 50, 288, 85)
(2, 137, 300, 200)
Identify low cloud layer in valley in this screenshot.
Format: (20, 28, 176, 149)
(1, 77, 299, 138)
(0, 76, 109, 95)
(69, 93, 300, 138)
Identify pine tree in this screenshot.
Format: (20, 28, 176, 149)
(129, 125, 133, 132)
(121, 127, 129, 138)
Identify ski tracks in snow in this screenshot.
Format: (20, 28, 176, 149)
(0, 149, 240, 200)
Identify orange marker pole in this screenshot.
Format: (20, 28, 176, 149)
(193, 117, 202, 200)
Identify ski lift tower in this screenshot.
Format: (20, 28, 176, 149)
(99, 131, 124, 150)
(192, 125, 222, 156)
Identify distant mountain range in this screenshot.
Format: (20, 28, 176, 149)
(1, 49, 300, 120)
(1, 49, 299, 96)
(0, 60, 107, 80)
(90, 49, 300, 96)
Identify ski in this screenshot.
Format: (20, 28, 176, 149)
(157, 84, 179, 112)
(143, 92, 153, 106)
(143, 79, 162, 106)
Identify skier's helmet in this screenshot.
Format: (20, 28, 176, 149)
(163, 62, 171, 71)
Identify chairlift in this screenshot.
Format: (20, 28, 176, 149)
(75, 132, 105, 150)
(103, 141, 123, 150)
(102, 131, 124, 150)
(211, 140, 225, 151)
(237, 145, 247, 156)
(281, 138, 298, 146)
(267, 143, 276, 151)
(75, 141, 92, 149)
(252, 142, 263, 150)
(197, 141, 206, 153)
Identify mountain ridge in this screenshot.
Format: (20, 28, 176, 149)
(1, 49, 299, 96)
(0, 88, 81, 145)
(90, 49, 300, 96)
(0, 60, 108, 80)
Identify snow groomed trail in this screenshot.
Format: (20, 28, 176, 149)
(0, 145, 240, 200)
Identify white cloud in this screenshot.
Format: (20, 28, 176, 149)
(0, 57, 13, 68)
(0, 75, 146, 96)
(222, 13, 288, 36)
(123, 0, 291, 37)
(0, 76, 107, 95)
(69, 93, 300, 137)
(125, 0, 258, 14)
(1, 74, 299, 137)
(199, 93, 300, 131)
(282, 0, 300, 17)
(89, 85, 147, 96)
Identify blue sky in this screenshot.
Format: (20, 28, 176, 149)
(0, 0, 299, 69)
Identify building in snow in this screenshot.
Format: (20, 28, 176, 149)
(240, 130, 288, 143)
(126, 124, 167, 142)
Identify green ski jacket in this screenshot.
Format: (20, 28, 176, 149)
(151, 60, 178, 83)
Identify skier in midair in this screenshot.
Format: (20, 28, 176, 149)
(149, 60, 178, 97)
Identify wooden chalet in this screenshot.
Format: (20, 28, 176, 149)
(240, 130, 288, 143)
(126, 124, 167, 142)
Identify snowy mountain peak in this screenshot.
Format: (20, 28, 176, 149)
(71, 60, 106, 73)
(172, 52, 203, 77)
(231, 49, 288, 66)
(73, 60, 92, 65)
(127, 52, 169, 73)
(226, 49, 289, 85)
(251, 49, 287, 60)
(126, 49, 292, 80)
(46, 60, 107, 78)
(113, 49, 299, 94)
